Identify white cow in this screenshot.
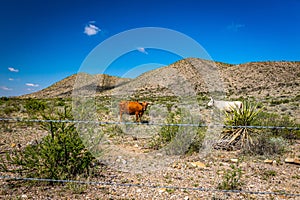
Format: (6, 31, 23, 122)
(207, 97, 243, 112)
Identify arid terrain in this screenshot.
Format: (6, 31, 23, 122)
(1, 58, 300, 199)
(22, 58, 300, 122)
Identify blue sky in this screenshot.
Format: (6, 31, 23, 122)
(0, 0, 299, 97)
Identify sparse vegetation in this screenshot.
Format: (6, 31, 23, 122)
(1, 106, 96, 182)
(217, 163, 244, 190)
(261, 170, 277, 180)
(150, 107, 181, 150)
(254, 111, 300, 140)
(244, 133, 289, 156)
(0, 59, 299, 198)
(150, 106, 205, 154)
(270, 99, 290, 106)
(24, 99, 47, 116)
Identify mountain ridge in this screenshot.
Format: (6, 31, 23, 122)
(21, 58, 300, 100)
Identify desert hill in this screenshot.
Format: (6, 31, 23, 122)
(21, 73, 131, 99)
(96, 58, 300, 101)
(21, 58, 300, 100)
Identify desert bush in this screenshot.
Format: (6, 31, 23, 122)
(0, 98, 21, 115)
(217, 163, 244, 190)
(261, 169, 277, 180)
(0, 96, 9, 101)
(55, 98, 66, 106)
(150, 107, 205, 154)
(254, 112, 300, 140)
(186, 127, 206, 154)
(244, 133, 289, 156)
(25, 99, 47, 116)
(1, 106, 95, 182)
(270, 99, 290, 106)
(3, 106, 19, 115)
(222, 101, 262, 150)
(150, 110, 181, 150)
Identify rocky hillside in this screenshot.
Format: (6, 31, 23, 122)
(222, 61, 300, 98)
(21, 73, 131, 99)
(21, 58, 300, 100)
(105, 58, 300, 100)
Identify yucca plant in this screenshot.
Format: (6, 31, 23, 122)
(222, 101, 262, 149)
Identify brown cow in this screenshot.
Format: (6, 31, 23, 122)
(119, 101, 149, 122)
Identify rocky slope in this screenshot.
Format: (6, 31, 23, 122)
(21, 73, 131, 99)
(21, 58, 300, 100)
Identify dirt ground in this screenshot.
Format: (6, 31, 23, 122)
(1, 123, 300, 200)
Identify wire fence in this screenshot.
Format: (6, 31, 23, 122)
(0, 117, 299, 130)
(1, 175, 300, 197)
(1, 117, 300, 197)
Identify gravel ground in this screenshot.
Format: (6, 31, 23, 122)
(1, 123, 300, 200)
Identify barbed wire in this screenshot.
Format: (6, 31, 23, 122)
(1, 175, 299, 197)
(0, 117, 299, 130)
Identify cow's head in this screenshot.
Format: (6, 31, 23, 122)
(141, 102, 149, 111)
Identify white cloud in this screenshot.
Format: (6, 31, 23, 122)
(137, 47, 148, 54)
(0, 86, 12, 91)
(26, 83, 39, 87)
(8, 78, 14, 81)
(8, 67, 19, 72)
(84, 22, 100, 36)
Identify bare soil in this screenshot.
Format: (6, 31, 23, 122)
(1, 123, 299, 200)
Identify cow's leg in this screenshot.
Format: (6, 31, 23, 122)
(135, 112, 139, 122)
(119, 110, 123, 122)
(138, 112, 143, 122)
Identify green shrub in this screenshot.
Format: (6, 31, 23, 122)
(186, 127, 206, 154)
(3, 106, 18, 115)
(150, 110, 181, 150)
(261, 169, 277, 180)
(1, 106, 95, 182)
(25, 99, 47, 115)
(217, 163, 244, 190)
(270, 99, 290, 106)
(0, 96, 9, 101)
(150, 107, 205, 155)
(244, 133, 289, 156)
(255, 112, 300, 140)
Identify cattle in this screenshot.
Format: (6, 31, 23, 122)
(207, 97, 243, 112)
(119, 101, 149, 122)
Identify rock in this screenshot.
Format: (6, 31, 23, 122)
(184, 196, 189, 200)
(264, 159, 273, 164)
(285, 158, 300, 165)
(156, 153, 163, 157)
(21, 194, 27, 198)
(220, 162, 230, 167)
(158, 188, 166, 193)
(230, 158, 238, 163)
(188, 161, 206, 169)
(11, 143, 16, 148)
